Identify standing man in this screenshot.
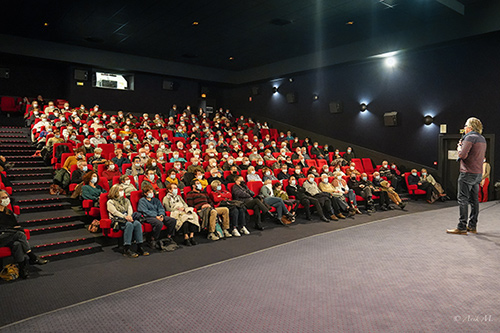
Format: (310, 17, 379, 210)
(447, 117, 486, 235)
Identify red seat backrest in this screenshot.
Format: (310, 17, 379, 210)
(247, 181, 263, 196)
(130, 190, 142, 211)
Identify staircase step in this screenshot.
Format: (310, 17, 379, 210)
(7, 166, 53, 175)
(0, 150, 38, 156)
(11, 180, 53, 190)
(0, 134, 26, 138)
(18, 208, 82, 225)
(6, 155, 44, 161)
(19, 201, 72, 213)
(30, 229, 100, 252)
(25, 220, 86, 235)
(7, 172, 53, 180)
(13, 186, 51, 193)
(8, 160, 47, 167)
(37, 243, 103, 261)
(0, 144, 36, 150)
(0, 138, 30, 143)
(14, 193, 65, 204)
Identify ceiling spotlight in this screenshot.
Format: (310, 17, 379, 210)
(346, 21, 354, 25)
(229, 56, 234, 61)
(272, 87, 278, 94)
(360, 103, 367, 112)
(201, 93, 207, 98)
(313, 94, 319, 101)
(44, 22, 49, 26)
(385, 57, 397, 68)
(192, 21, 199, 25)
(423, 115, 434, 126)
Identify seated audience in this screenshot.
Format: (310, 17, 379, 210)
(81, 172, 106, 205)
(162, 183, 199, 246)
(106, 185, 149, 258)
(260, 179, 294, 225)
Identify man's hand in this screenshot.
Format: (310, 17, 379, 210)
(201, 204, 211, 209)
(156, 215, 163, 221)
(125, 215, 133, 222)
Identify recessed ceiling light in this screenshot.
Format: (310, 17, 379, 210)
(229, 57, 234, 60)
(44, 22, 49, 26)
(346, 21, 354, 25)
(192, 21, 199, 26)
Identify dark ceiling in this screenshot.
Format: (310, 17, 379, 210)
(0, 0, 486, 71)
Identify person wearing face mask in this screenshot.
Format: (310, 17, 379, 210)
(143, 131, 159, 146)
(255, 158, 266, 172)
(102, 160, 121, 185)
(348, 173, 375, 213)
(138, 183, 178, 251)
(268, 141, 279, 154)
(286, 176, 329, 222)
(111, 149, 131, 169)
(260, 179, 295, 225)
(46, 129, 64, 147)
(345, 162, 361, 178)
(81, 172, 106, 205)
(378, 160, 400, 193)
(88, 148, 107, 171)
(231, 176, 275, 231)
(310, 142, 326, 160)
(165, 169, 186, 190)
(0, 190, 48, 278)
(371, 172, 393, 211)
(207, 168, 225, 185)
(240, 157, 251, 171)
(192, 170, 208, 189)
(119, 175, 137, 197)
(371, 172, 406, 210)
(156, 143, 172, 157)
(106, 132, 121, 144)
(204, 158, 220, 173)
(71, 161, 90, 185)
(90, 131, 107, 147)
(107, 185, 149, 258)
(420, 168, 447, 200)
(407, 169, 440, 204)
(318, 174, 356, 217)
(90, 117, 104, 131)
(186, 179, 231, 241)
(125, 157, 145, 178)
(343, 147, 355, 163)
(209, 181, 249, 237)
(277, 165, 291, 180)
(62, 147, 86, 172)
(262, 167, 278, 182)
(307, 167, 320, 178)
(141, 168, 165, 192)
(169, 151, 187, 163)
(162, 183, 199, 246)
(246, 166, 262, 182)
(332, 171, 362, 214)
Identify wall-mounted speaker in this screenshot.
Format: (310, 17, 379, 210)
(163, 80, 175, 90)
(0, 68, 9, 79)
(384, 111, 398, 126)
(74, 69, 88, 81)
(251, 86, 260, 95)
(286, 92, 297, 103)
(329, 101, 343, 114)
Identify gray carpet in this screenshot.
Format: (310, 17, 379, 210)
(2, 201, 500, 332)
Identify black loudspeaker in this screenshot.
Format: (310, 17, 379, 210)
(251, 86, 260, 95)
(74, 69, 88, 81)
(384, 111, 398, 126)
(286, 92, 297, 103)
(0, 68, 9, 79)
(163, 80, 175, 90)
(329, 101, 343, 114)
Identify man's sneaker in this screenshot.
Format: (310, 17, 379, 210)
(223, 229, 232, 238)
(446, 228, 467, 235)
(208, 232, 220, 241)
(123, 249, 139, 258)
(240, 226, 250, 235)
(232, 228, 241, 237)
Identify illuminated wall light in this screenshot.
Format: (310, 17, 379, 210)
(384, 57, 397, 68)
(201, 93, 206, 98)
(360, 103, 368, 112)
(423, 115, 434, 126)
(312, 94, 319, 101)
(288, 78, 294, 83)
(272, 86, 278, 94)
(249, 96, 252, 102)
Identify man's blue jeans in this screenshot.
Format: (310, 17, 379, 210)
(457, 172, 482, 230)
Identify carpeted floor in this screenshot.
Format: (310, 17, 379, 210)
(3, 200, 500, 332)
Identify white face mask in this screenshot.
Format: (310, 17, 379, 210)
(124, 180, 131, 185)
(0, 198, 10, 207)
(323, 178, 329, 183)
(147, 192, 154, 198)
(91, 177, 98, 184)
(172, 188, 178, 196)
(149, 175, 155, 181)
(308, 178, 315, 183)
(109, 164, 115, 170)
(350, 166, 355, 170)
(119, 191, 125, 197)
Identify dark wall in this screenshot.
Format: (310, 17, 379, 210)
(0, 54, 68, 99)
(223, 32, 500, 178)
